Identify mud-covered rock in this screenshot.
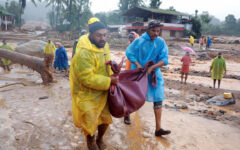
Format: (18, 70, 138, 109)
(196, 53, 211, 60)
(15, 40, 47, 58)
(206, 95, 235, 106)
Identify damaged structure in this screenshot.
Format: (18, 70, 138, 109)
(123, 6, 192, 38)
(0, 10, 15, 31)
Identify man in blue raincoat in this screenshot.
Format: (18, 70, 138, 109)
(54, 43, 69, 74)
(126, 20, 171, 137)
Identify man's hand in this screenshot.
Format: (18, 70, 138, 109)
(110, 76, 119, 85)
(134, 62, 142, 68)
(147, 66, 154, 74)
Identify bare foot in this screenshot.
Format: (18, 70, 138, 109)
(96, 139, 107, 150)
(87, 135, 99, 150)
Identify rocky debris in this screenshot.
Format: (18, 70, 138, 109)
(196, 53, 212, 60)
(206, 94, 235, 106)
(15, 40, 46, 58)
(22, 21, 51, 31)
(181, 104, 188, 109)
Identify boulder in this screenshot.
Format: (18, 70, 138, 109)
(196, 53, 211, 60)
(206, 94, 235, 106)
(15, 40, 47, 58)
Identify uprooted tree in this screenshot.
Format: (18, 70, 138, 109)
(0, 48, 52, 84)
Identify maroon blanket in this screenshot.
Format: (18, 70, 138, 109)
(106, 59, 156, 118)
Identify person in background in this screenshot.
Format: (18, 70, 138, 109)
(200, 36, 204, 50)
(189, 35, 195, 47)
(70, 21, 118, 150)
(124, 31, 139, 125)
(0, 39, 14, 71)
(43, 40, 56, 84)
(210, 52, 226, 89)
(72, 29, 87, 58)
(54, 43, 69, 74)
(181, 52, 191, 84)
(126, 20, 171, 137)
(207, 36, 212, 49)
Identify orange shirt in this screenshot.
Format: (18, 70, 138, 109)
(181, 56, 191, 66)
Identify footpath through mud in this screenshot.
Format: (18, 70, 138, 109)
(0, 58, 240, 150)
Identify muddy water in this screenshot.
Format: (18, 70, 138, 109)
(1, 66, 240, 150)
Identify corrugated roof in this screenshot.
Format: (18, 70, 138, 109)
(123, 6, 191, 17)
(0, 10, 15, 16)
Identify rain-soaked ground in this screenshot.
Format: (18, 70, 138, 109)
(1, 57, 240, 150)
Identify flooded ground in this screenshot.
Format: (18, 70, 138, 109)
(0, 38, 240, 149)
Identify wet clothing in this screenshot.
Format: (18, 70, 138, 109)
(43, 54, 54, 83)
(70, 34, 112, 136)
(126, 32, 168, 102)
(181, 56, 191, 74)
(72, 40, 78, 58)
(207, 37, 212, 47)
(0, 45, 14, 66)
(189, 36, 194, 45)
(75, 34, 88, 55)
(211, 57, 226, 80)
(125, 32, 139, 70)
(44, 42, 55, 54)
(54, 46, 69, 69)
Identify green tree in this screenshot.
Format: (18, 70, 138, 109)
(168, 6, 176, 11)
(191, 17, 202, 38)
(200, 11, 211, 24)
(225, 14, 236, 29)
(118, 0, 145, 14)
(149, 0, 161, 9)
(5, 1, 22, 26)
(18, 0, 39, 28)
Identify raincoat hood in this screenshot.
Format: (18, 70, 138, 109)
(78, 33, 109, 53)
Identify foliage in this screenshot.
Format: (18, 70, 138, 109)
(118, 0, 145, 14)
(45, 0, 92, 32)
(202, 14, 240, 36)
(95, 10, 123, 26)
(200, 11, 211, 24)
(149, 0, 161, 9)
(190, 17, 202, 38)
(5, 1, 23, 26)
(168, 6, 176, 11)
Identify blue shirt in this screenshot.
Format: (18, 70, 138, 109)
(126, 32, 168, 102)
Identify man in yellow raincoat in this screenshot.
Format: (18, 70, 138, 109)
(75, 17, 100, 55)
(0, 40, 14, 71)
(43, 40, 56, 84)
(189, 35, 194, 47)
(210, 52, 226, 89)
(70, 21, 118, 150)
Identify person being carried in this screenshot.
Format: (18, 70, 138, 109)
(54, 42, 69, 74)
(0, 39, 14, 71)
(181, 52, 191, 84)
(126, 20, 171, 137)
(210, 52, 226, 89)
(70, 21, 118, 150)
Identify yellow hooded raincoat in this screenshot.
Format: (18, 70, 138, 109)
(0, 45, 14, 66)
(70, 35, 112, 136)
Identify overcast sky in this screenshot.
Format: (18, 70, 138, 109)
(90, 0, 240, 21)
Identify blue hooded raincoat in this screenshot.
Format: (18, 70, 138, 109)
(126, 32, 168, 102)
(54, 46, 69, 69)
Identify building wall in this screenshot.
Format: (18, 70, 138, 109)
(176, 31, 184, 38)
(161, 30, 170, 38)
